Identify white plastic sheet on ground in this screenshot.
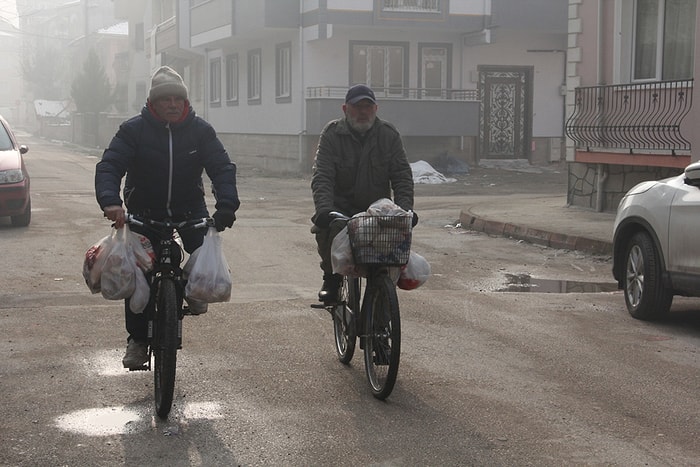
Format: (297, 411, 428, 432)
(410, 160, 457, 184)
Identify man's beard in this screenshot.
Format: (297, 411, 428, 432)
(346, 114, 375, 134)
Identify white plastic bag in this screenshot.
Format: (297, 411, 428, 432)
(83, 227, 154, 295)
(331, 226, 360, 277)
(100, 226, 138, 300)
(83, 234, 113, 294)
(184, 227, 232, 303)
(128, 269, 150, 313)
(397, 251, 431, 290)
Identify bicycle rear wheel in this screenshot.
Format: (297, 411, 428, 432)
(154, 277, 179, 418)
(363, 273, 401, 400)
(333, 276, 359, 364)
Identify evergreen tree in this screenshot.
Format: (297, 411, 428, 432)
(71, 49, 112, 114)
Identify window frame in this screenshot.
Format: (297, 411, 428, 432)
(630, 0, 695, 82)
(349, 41, 409, 98)
(225, 53, 239, 105)
(418, 42, 452, 98)
(209, 57, 221, 106)
(275, 42, 292, 103)
(247, 48, 262, 105)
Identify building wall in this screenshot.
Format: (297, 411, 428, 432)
(0, 20, 22, 123)
(565, 0, 700, 211)
(568, 162, 682, 212)
(687, 3, 700, 163)
(464, 28, 566, 138)
(204, 19, 565, 171)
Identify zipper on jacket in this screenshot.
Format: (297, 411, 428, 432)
(166, 124, 173, 217)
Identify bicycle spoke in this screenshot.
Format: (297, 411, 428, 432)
(364, 274, 401, 399)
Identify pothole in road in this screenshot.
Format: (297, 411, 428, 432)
(496, 273, 618, 293)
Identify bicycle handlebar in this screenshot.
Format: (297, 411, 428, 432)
(329, 211, 350, 222)
(125, 213, 214, 231)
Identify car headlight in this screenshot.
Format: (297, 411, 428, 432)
(0, 169, 25, 184)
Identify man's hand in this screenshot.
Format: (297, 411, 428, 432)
(103, 205, 126, 229)
(213, 210, 236, 232)
(313, 211, 332, 228)
(412, 211, 419, 227)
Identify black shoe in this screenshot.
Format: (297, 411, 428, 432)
(318, 274, 342, 303)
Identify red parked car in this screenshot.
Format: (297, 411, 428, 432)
(0, 115, 30, 226)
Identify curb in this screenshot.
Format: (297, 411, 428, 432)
(458, 210, 613, 256)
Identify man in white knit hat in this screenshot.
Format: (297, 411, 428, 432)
(96, 65, 240, 369)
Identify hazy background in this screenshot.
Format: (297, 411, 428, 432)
(0, 0, 18, 27)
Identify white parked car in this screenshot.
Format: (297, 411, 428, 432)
(612, 162, 700, 320)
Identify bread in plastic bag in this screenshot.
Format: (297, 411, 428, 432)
(100, 226, 138, 300)
(397, 251, 431, 290)
(184, 227, 232, 303)
(83, 234, 113, 294)
(83, 226, 154, 295)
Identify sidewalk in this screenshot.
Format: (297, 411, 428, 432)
(458, 194, 615, 256)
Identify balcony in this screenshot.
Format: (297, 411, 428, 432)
(305, 86, 480, 136)
(565, 80, 693, 155)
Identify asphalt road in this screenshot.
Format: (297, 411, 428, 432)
(2, 135, 700, 466)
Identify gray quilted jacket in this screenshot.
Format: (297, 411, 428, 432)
(311, 116, 414, 224)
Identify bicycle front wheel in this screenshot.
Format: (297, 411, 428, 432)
(363, 273, 401, 400)
(333, 276, 359, 364)
(154, 277, 179, 418)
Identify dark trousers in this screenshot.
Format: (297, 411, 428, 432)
(124, 223, 207, 342)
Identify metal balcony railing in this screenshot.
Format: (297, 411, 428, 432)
(382, 0, 440, 12)
(306, 86, 479, 101)
(565, 79, 693, 154)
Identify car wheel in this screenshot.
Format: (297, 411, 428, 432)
(623, 231, 672, 320)
(11, 198, 31, 227)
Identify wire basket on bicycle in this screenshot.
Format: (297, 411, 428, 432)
(346, 214, 412, 265)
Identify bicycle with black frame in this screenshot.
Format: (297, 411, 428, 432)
(312, 210, 412, 399)
(125, 213, 213, 418)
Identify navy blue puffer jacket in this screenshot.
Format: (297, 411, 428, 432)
(95, 104, 239, 219)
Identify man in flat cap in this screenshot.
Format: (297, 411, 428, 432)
(96, 65, 240, 369)
(311, 84, 417, 303)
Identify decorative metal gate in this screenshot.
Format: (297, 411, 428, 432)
(478, 66, 533, 159)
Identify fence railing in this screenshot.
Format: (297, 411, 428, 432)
(382, 0, 440, 12)
(565, 79, 693, 154)
(306, 86, 479, 102)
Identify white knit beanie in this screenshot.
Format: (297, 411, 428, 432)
(148, 66, 188, 101)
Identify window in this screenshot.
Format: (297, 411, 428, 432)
(419, 44, 451, 98)
(633, 0, 695, 80)
(383, 0, 440, 12)
(276, 43, 292, 103)
(209, 58, 221, 105)
(226, 54, 238, 104)
(248, 49, 261, 104)
(350, 42, 408, 96)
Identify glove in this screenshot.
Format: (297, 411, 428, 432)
(412, 211, 419, 227)
(213, 210, 235, 232)
(313, 211, 332, 229)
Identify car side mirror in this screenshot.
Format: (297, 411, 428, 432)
(19, 145, 28, 155)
